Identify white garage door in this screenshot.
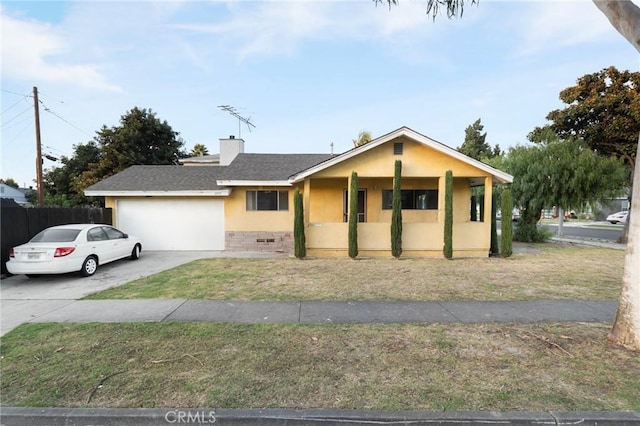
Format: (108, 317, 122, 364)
(117, 199, 225, 250)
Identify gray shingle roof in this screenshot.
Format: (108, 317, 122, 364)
(85, 165, 227, 192)
(219, 154, 334, 181)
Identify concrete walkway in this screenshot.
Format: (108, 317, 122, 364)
(27, 299, 617, 326)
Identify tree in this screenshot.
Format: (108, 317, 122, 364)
(505, 133, 627, 242)
(490, 191, 499, 255)
(352, 130, 373, 147)
(531, 67, 639, 168)
(76, 107, 185, 192)
(381, 0, 640, 351)
(190, 144, 209, 157)
(294, 188, 306, 259)
(42, 141, 102, 207)
(0, 178, 19, 188)
(458, 119, 496, 160)
(500, 188, 513, 258)
(348, 171, 359, 258)
(443, 170, 453, 259)
(391, 160, 403, 258)
(530, 67, 640, 243)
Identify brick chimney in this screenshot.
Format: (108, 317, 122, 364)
(219, 135, 244, 165)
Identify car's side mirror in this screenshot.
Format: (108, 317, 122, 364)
(122, 234, 129, 239)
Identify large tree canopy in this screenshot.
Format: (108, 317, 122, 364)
(458, 118, 500, 160)
(42, 141, 102, 207)
(504, 132, 628, 242)
(75, 107, 185, 192)
(531, 67, 640, 168)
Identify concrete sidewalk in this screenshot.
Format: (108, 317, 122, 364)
(26, 299, 617, 326)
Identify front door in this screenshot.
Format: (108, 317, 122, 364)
(343, 189, 366, 222)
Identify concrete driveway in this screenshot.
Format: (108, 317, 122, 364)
(0, 251, 219, 336)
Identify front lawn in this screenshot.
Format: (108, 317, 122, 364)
(87, 243, 623, 301)
(1, 322, 638, 410)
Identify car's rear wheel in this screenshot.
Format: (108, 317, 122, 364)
(81, 256, 98, 277)
(130, 244, 141, 260)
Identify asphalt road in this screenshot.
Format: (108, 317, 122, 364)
(541, 222, 623, 242)
(499, 220, 624, 242)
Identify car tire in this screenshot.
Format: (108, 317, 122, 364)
(130, 244, 141, 260)
(81, 256, 98, 277)
(610, 221, 618, 224)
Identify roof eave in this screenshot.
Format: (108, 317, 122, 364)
(84, 189, 232, 197)
(216, 180, 292, 187)
(289, 126, 514, 184)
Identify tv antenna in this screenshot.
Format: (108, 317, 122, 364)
(218, 105, 256, 138)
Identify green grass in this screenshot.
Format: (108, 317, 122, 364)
(87, 243, 624, 301)
(1, 322, 638, 410)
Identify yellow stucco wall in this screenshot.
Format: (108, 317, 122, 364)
(224, 186, 300, 232)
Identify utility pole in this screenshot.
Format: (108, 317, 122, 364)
(33, 86, 44, 207)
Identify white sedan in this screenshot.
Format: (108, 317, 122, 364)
(7, 224, 142, 277)
(606, 211, 628, 224)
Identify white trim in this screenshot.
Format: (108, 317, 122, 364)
(289, 126, 513, 184)
(84, 189, 231, 197)
(216, 180, 292, 187)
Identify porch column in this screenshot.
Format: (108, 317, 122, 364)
(484, 176, 492, 222)
(303, 179, 311, 227)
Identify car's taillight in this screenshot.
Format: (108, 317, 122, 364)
(54, 247, 75, 257)
(9, 248, 14, 258)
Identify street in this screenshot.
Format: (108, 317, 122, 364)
(543, 222, 623, 241)
(499, 220, 624, 242)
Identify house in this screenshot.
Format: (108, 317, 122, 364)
(84, 127, 513, 257)
(0, 183, 32, 206)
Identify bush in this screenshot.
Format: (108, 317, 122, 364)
(348, 171, 359, 259)
(500, 188, 513, 257)
(293, 188, 306, 259)
(391, 160, 402, 258)
(490, 191, 499, 255)
(443, 170, 453, 259)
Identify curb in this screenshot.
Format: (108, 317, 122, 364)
(1, 407, 640, 426)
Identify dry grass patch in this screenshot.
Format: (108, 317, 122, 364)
(88, 243, 623, 301)
(1, 322, 638, 410)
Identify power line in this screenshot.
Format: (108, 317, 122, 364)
(1, 94, 30, 115)
(0, 106, 32, 128)
(1, 89, 30, 97)
(2, 114, 32, 131)
(41, 104, 93, 137)
(2, 120, 33, 145)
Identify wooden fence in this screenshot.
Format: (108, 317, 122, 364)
(1, 199, 112, 275)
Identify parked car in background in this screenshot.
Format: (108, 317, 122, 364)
(6, 224, 142, 277)
(606, 211, 628, 224)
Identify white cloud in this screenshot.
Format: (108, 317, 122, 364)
(170, 1, 445, 60)
(515, 0, 619, 56)
(0, 8, 121, 92)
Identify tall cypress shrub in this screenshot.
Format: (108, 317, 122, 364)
(293, 187, 306, 259)
(391, 160, 402, 258)
(443, 170, 453, 259)
(348, 171, 359, 259)
(490, 191, 499, 255)
(501, 188, 513, 258)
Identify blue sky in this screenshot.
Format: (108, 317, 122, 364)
(1, 0, 638, 188)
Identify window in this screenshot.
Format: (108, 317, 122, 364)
(246, 190, 289, 211)
(382, 189, 438, 210)
(103, 226, 126, 239)
(87, 227, 109, 241)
